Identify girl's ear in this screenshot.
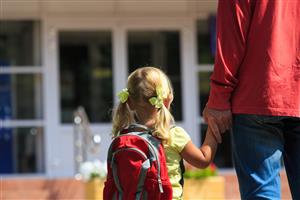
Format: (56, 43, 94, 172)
(163, 95, 173, 109)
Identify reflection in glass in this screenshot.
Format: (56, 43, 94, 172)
(0, 21, 41, 66)
(198, 72, 212, 115)
(0, 74, 43, 119)
(128, 31, 182, 121)
(200, 124, 232, 168)
(0, 127, 44, 173)
(59, 31, 113, 123)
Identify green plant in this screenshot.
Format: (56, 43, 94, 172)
(184, 163, 217, 179)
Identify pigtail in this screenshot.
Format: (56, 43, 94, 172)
(112, 102, 134, 137)
(153, 104, 175, 145)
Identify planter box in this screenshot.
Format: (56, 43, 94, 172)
(85, 179, 104, 200)
(183, 176, 225, 200)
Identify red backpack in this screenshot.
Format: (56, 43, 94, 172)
(103, 124, 172, 200)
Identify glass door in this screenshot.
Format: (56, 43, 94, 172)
(58, 31, 113, 124)
(127, 31, 182, 121)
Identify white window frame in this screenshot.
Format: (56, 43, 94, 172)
(0, 20, 45, 176)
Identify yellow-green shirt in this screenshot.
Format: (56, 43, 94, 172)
(164, 126, 191, 200)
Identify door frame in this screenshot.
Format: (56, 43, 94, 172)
(44, 16, 199, 177)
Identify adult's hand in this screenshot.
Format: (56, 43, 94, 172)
(203, 106, 232, 143)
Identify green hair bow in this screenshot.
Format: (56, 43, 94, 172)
(149, 86, 165, 108)
(118, 88, 129, 103)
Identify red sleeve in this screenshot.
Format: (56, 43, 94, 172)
(206, 0, 253, 110)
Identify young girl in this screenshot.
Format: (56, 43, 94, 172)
(112, 67, 220, 200)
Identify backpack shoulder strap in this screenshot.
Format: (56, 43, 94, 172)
(128, 123, 151, 132)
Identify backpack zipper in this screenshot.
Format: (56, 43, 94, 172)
(112, 147, 147, 161)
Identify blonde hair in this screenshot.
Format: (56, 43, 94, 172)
(112, 67, 175, 144)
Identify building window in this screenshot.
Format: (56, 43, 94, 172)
(197, 18, 233, 168)
(127, 31, 182, 121)
(59, 31, 113, 123)
(198, 71, 211, 115)
(0, 21, 41, 66)
(0, 74, 43, 119)
(197, 17, 216, 64)
(0, 20, 44, 174)
(15, 127, 44, 173)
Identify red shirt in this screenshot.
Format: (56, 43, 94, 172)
(207, 0, 300, 117)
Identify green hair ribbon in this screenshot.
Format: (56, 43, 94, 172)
(149, 86, 164, 108)
(117, 88, 129, 103)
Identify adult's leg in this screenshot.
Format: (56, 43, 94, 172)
(283, 117, 300, 199)
(232, 114, 284, 200)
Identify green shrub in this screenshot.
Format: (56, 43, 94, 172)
(184, 163, 217, 179)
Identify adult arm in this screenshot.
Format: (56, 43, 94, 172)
(204, 0, 254, 135)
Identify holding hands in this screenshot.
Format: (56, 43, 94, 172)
(203, 106, 232, 143)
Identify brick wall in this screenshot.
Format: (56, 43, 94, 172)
(0, 170, 292, 200)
